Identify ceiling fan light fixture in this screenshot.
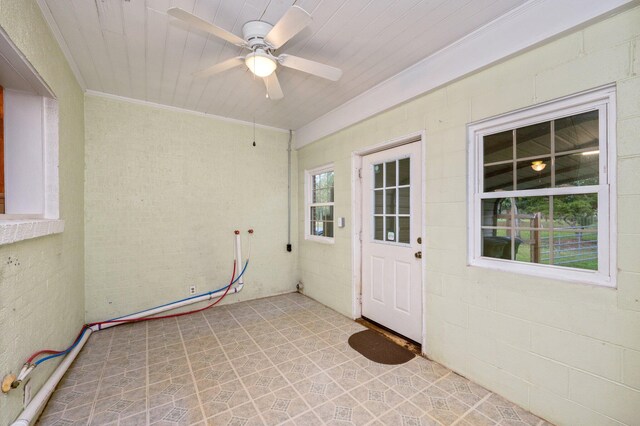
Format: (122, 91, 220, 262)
(245, 51, 277, 77)
(171, 6, 341, 100)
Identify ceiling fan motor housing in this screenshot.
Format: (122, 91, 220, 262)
(242, 21, 274, 49)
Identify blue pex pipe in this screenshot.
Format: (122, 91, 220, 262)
(34, 327, 91, 366)
(105, 260, 249, 323)
(34, 260, 249, 366)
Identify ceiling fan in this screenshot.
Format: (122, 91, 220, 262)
(167, 6, 343, 100)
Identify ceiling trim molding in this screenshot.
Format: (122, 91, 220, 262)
(36, 0, 87, 90)
(294, 0, 637, 149)
(85, 90, 290, 134)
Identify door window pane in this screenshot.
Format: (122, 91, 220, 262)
(399, 217, 410, 244)
(374, 164, 383, 188)
(374, 190, 383, 214)
(398, 188, 410, 215)
(374, 217, 383, 241)
(385, 217, 396, 242)
(398, 158, 410, 185)
(385, 188, 396, 215)
(385, 161, 396, 187)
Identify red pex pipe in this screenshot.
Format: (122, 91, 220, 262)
(27, 327, 88, 363)
(25, 260, 237, 364)
(87, 260, 236, 328)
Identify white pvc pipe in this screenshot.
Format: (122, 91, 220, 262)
(12, 232, 246, 425)
(92, 232, 244, 331)
(11, 329, 93, 426)
(287, 131, 292, 248)
(235, 232, 244, 285)
(90, 283, 244, 332)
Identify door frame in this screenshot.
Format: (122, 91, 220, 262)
(351, 130, 427, 354)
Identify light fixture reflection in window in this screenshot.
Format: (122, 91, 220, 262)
(531, 160, 546, 172)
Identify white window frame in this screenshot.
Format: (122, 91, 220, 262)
(467, 85, 616, 288)
(0, 26, 63, 245)
(305, 164, 335, 244)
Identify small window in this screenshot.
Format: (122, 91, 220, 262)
(468, 86, 615, 287)
(305, 165, 334, 242)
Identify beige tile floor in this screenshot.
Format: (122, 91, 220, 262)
(38, 293, 552, 426)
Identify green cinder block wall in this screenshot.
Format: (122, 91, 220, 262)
(297, 6, 640, 426)
(83, 94, 299, 322)
(0, 1, 86, 424)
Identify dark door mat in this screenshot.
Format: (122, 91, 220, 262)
(348, 329, 416, 365)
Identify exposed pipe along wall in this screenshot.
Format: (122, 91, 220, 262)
(6, 230, 252, 426)
(287, 129, 293, 252)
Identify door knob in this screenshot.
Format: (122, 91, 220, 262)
(415, 251, 422, 259)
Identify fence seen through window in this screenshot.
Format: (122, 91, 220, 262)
(481, 110, 600, 271)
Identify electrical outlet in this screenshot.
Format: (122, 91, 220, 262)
(189, 285, 196, 295)
(23, 380, 32, 407)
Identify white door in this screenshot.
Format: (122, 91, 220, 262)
(361, 141, 422, 342)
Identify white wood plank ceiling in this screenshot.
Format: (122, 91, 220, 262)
(39, 0, 530, 130)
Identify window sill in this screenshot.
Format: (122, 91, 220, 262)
(305, 235, 335, 244)
(469, 257, 614, 288)
(0, 219, 64, 245)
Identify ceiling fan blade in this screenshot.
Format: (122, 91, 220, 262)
(263, 73, 284, 100)
(264, 6, 311, 50)
(193, 57, 245, 78)
(168, 8, 246, 46)
(278, 54, 342, 81)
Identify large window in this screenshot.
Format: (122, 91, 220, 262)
(305, 165, 334, 242)
(468, 86, 615, 287)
